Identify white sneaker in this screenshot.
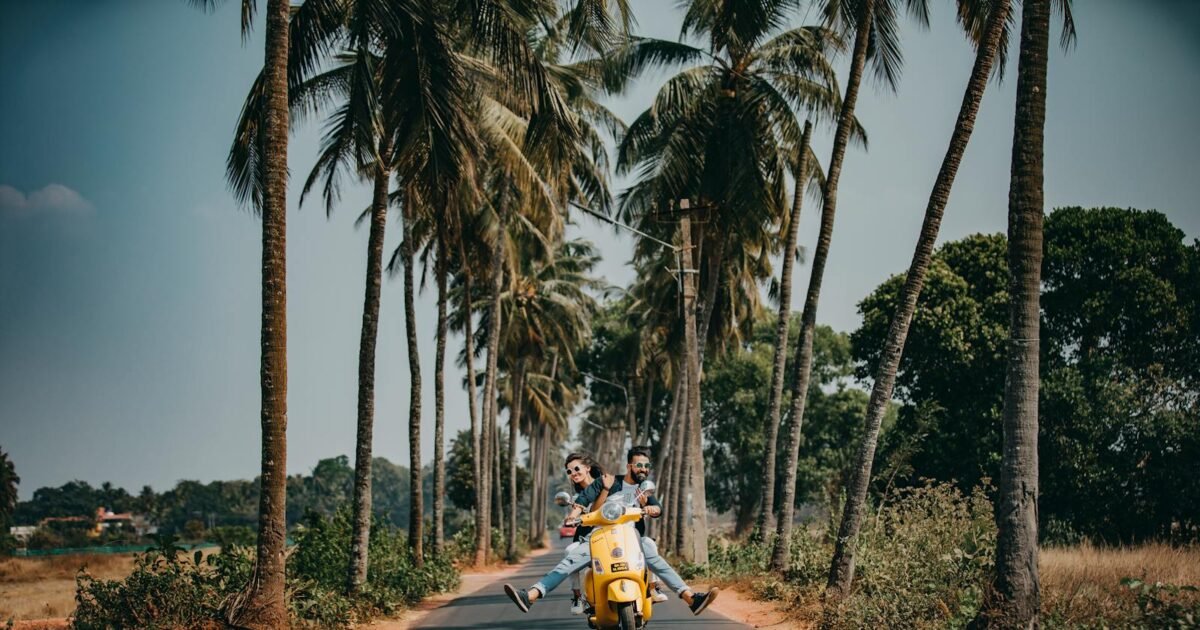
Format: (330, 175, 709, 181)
(570, 596, 585, 615)
(651, 587, 669, 603)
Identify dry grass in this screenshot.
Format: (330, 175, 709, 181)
(1041, 542, 1200, 626)
(0, 554, 136, 621)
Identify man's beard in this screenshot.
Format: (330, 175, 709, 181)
(633, 471, 648, 484)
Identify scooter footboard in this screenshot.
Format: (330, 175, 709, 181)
(607, 578, 641, 604)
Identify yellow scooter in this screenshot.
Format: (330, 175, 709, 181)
(555, 481, 657, 630)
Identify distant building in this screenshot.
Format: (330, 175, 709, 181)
(8, 525, 37, 542)
(32, 507, 158, 539)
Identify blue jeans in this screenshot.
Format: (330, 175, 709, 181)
(641, 537, 690, 594)
(531, 535, 690, 597)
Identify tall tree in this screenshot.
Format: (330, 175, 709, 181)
(401, 191, 424, 566)
(757, 119, 816, 536)
(820, 0, 1013, 582)
(764, 0, 931, 582)
(609, 0, 846, 560)
(984, 0, 1059, 624)
(433, 223, 449, 553)
(192, 0, 293, 624)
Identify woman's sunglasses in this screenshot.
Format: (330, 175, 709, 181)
(565, 464, 586, 475)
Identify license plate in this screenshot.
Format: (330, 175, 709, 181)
(610, 562, 628, 572)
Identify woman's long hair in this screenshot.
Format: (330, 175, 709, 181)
(565, 452, 605, 493)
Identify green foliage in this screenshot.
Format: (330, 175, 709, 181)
(287, 508, 459, 625)
(71, 510, 461, 628)
(208, 525, 256, 550)
(689, 482, 997, 629)
(73, 534, 251, 629)
(445, 429, 526, 515)
(1119, 579, 1200, 629)
(701, 318, 884, 533)
(0, 447, 18, 553)
(854, 208, 1200, 543)
(13, 481, 140, 526)
(828, 483, 996, 629)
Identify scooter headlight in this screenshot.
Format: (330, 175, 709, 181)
(601, 502, 625, 522)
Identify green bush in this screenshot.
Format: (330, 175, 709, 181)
(820, 482, 995, 629)
(286, 508, 459, 626)
(73, 511, 461, 629)
(73, 534, 250, 629)
(208, 525, 256, 550)
(1121, 579, 1200, 629)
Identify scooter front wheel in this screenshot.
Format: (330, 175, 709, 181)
(616, 601, 637, 630)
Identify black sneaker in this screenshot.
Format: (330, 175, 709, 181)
(688, 587, 719, 615)
(504, 584, 532, 613)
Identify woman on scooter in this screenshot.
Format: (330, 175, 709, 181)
(563, 453, 667, 615)
(563, 452, 606, 614)
(505, 447, 717, 616)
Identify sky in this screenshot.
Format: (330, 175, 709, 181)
(1, 0, 1198, 500)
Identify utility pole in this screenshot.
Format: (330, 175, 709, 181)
(677, 212, 708, 564)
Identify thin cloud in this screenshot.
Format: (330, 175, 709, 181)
(0, 183, 94, 218)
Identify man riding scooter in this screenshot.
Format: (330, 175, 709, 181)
(503, 446, 718, 616)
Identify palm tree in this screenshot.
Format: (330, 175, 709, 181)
(763, 0, 929, 582)
(756, 118, 822, 537)
(608, 0, 846, 562)
(982, 1, 1073, 625)
(191, 0, 292, 624)
(279, 0, 476, 581)
(501, 241, 598, 556)
(399, 188, 425, 566)
(433, 221, 450, 554)
(820, 0, 1015, 582)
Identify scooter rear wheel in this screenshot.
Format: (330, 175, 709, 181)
(616, 601, 637, 630)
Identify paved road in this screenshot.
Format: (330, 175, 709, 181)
(413, 537, 751, 629)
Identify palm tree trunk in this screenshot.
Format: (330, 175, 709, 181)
(348, 158, 391, 593)
(527, 421, 542, 547)
(986, 1, 1049, 626)
(433, 222, 449, 554)
(507, 361, 526, 560)
(678, 215, 708, 564)
(767, 0, 873, 581)
(758, 120, 813, 537)
(823, 0, 1011, 588)
(403, 195, 424, 567)
(640, 375, 655, 446)
(657, 374, 682, 547)
(230, 1, 289, 626)
(461, 237, 489, 566)
(625, 380, 638, 446)
(493, 423, 505, 543)
(476, 207, 505, 565)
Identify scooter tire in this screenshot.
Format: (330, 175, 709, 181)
(616, 601, 638, 630)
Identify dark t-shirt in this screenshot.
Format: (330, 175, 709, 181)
(576, 476, 661, 537)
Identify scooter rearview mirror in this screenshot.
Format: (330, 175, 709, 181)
(638, 480, 656, 495)
(554, 491, 573, 507)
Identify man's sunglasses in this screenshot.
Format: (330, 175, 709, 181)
(630, 462, 652, 470)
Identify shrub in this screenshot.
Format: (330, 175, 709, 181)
(286, 508, 459, 626)
(72, 511, 461, 629)
(208, 525, 256, 550)
(72, 534, 249, 629)
(1120, 579, 1200, 629)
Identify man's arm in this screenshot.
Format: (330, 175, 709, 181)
(644, 494, 662, 518)
(575, 477, 607, 508)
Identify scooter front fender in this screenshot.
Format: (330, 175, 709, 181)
(607, 578, 641, 604)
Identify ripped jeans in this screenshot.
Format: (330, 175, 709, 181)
(532, 536, 688, 597)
